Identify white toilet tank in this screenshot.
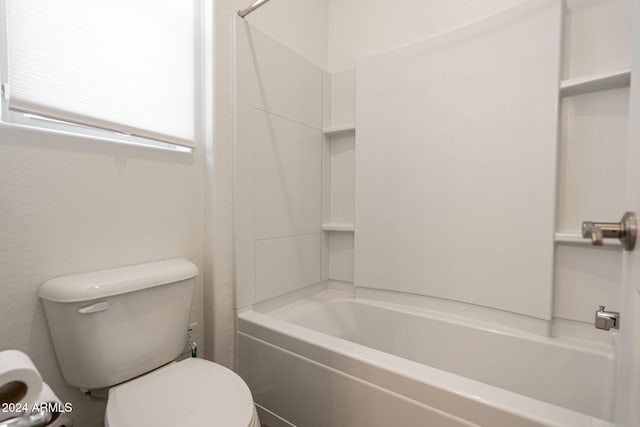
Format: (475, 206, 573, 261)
(39, 258, 198, 390)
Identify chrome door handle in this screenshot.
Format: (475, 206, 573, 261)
(582, 212, 637, 250)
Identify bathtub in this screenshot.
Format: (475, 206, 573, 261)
(237, 289, 615, 427)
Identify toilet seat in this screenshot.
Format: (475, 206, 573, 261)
(105, 358, 258, 427)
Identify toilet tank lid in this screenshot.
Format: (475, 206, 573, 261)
(39, 258, 198, 303)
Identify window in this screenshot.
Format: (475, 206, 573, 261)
(0, 0, 199, 151)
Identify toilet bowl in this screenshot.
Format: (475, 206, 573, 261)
(38, 259, 259, 427)
(105, 359, 260, 427)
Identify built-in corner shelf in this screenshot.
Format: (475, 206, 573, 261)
(554, 232, 622, 248)
(322, 223, 355, 232)
(560, 69, 631, 97)
(322, 124, 356, 136)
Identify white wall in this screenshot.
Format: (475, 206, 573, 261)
(245, 0, 328, 69)
(210, 0, 329, 367)
(328, 0, 522, 72)
(327, 0, 633, 336)
(554, 0, 632, 329)
(234, 18, 323, 308)
(0, 126, 204, 427)
(354, 0, 562, 320)
(322, 69, 356, 283)
(328, 0, 632, 73)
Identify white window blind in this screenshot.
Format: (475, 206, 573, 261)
(5, 0, 196, 148)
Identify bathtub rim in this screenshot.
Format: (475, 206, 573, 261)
(257, 287, 614, 358)
(238, 291, 614, 427)
(243, 280, 614, 351)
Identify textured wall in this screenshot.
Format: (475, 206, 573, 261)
(0, 125, 204, 426)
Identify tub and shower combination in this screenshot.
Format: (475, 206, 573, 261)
(234, 0, 620, 424)
(238, 288, 614, 427)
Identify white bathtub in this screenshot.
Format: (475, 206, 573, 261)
(237, 289, 615, 427)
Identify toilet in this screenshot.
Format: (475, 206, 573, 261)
(38, 258, 260, 427)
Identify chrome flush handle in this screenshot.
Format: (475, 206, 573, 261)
(581, 212, 637, 250)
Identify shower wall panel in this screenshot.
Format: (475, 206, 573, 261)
(235, 18, 323, 307)
(354, 0, 562, 320)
